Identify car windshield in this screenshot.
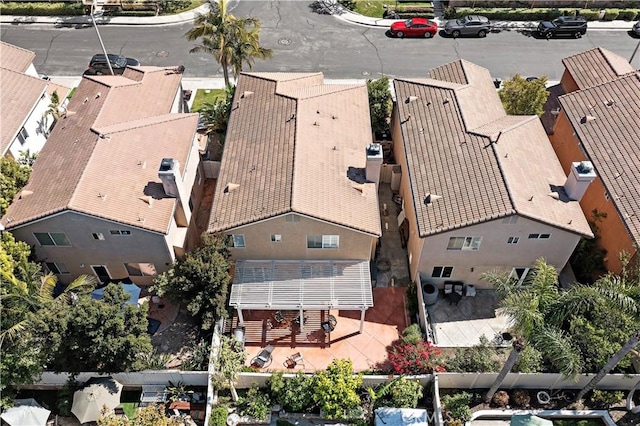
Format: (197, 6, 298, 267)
(552, 18, 563, 25)
(456, 17, 468, 25)
(405, 19, 413, 27)
(113, 56, 127, 68)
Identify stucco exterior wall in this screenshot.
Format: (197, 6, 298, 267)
(9, 211, 173, 286)
(550, 111, 636, 273)
(7, 92, 53, 160)
(225, 213, 377, 261)
(560, 70, 580, 93)
(417, 217, 581, 289)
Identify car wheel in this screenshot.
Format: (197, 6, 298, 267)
(396, 31, 404, 38)
(545, 32, 552, 39)
(424, 32, 432, 38)
(452, 30, 461, 38)
(574, 32, 582, 38)
(478, 29, 487, 37)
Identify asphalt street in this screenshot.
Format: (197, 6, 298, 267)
(1, 1, 638, 80)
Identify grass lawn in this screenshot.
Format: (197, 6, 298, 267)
(190, 88, 226, 112)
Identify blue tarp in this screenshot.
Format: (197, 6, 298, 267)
(375, 407, 429, 426)
(511, 414, 554, 426)
(91, 282, 141, 305)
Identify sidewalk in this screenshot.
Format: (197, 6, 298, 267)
(0, 2, 636, 30)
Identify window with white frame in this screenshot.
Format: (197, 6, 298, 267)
(17, 127, 29, 145)
(92, 232, 105, 241)
(447, 236, 482, 250)
(502, 216, 518, 224)
(307, 235, 339, 249)
(125, 262, 157, 276)
(232, 234, 246, 248)
(45, 262, 69, 274)
(432, 266, 453, 278)
(270, 234, 282, 243)
(34, 232, 71, 246)
(110, 230, 132, 236)
(528, 233, 551, 240)
(507, 236, 519, 244)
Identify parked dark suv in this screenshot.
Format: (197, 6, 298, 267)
(84, 53, 141, 75)
(537, 16, 587, 39)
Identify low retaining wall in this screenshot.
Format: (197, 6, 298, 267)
(470, 409, 616, 426)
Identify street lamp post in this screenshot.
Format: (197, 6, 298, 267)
(90, 0, 114, 75)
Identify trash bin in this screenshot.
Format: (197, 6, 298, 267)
(234, 326, 245, 347)
(422, 282, 439, 306)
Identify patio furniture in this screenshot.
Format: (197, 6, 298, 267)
(321, 314, 337, 333)
(283, 352, 304, 369)
(464, 284, 476, 297)
(444, 281, 454, 295)
(453, 282, 464, 296)
(251, 345, 274, 368)
(274, 311, 285, 324)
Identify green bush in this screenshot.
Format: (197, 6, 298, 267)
(209, 405, 228, 426)
(512, 345, 543, 373)
(238, 386, 270, 421)
(601, 9, 619, 21)
(0, 2, 85, 16)
(441, 392, 472, 423)
(618, 9, 640, 20)
(588, 389, 625, 408)
(446, 335, 499, 373)
(446, 6, 615, 21)
(384, 378, 423, 408)
(269, 372, 315, 413)
(401, 324, 423, 345)
(578, 9, 602, 21)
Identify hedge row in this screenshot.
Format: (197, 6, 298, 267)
(444, 7, 640, 21)
(389, 12, 436, 19)
(0, 2, 85, 16)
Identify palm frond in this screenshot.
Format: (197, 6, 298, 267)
(530, 325, 582, 380)
(0, 319, 28, 345)
(497, 290, 544, 338)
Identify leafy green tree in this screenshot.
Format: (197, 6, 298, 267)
(313, 359, 362, 420)
(152, 233, 232, 330)
(30, 284, 152, 374)
(185, 0, 272, 86)
(211, 335, 245, 402)
(237, 386, 270, 421)
(0, 157, 31, 216)
(367, 77, 392, 135)
(269, 372, 315, 413)
(198, 84, 236, 135)
(498, 74, 549, 116)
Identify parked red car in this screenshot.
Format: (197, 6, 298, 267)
(390, 18, 438, 38)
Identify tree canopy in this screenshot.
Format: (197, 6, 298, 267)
(498, 74, 549, 116)
(0, 157, 31, 216)
(151, 233, 232, 331)
(367, 77, 392, 135)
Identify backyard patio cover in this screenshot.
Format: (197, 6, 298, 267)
(230, 260, 373, 310)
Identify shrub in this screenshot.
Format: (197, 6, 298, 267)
(601, 9, 619, 21)
(313, 359, 362, 420)
(181, 338, 211, 371)
(0, 2, 85, 16)
(337, 0, 356, 11)
(385, 378, 423, 408)
(405, 281, 419, 321)
(446, 335, 499, 372)
(209, 405, 228, 426)
(512, 390, 531, 408)
(578, 9, 601, 21)
(387, 340, 445, 375)
(269, 372, 315, 413)
(491, 390, 509, 408)
(618, 9, 640, 20)
(588, 389, 625, 408)
(401, 324, 423, 345)
(441, 392, 472, 423)
(238, 386, 270, 421)
(513, 345, 543, 373)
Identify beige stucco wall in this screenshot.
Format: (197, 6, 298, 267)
(225, 213, 377, 261)
(417, 217, 582, 289)
(9, 211, 173, 287)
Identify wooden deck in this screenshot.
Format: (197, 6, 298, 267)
(226, 310, 330, 348)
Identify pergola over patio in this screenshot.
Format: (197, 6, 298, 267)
(230, 260, 374, 333)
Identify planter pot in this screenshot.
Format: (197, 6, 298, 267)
(422, 282, 439, 306)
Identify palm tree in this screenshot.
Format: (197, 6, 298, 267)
(484, 338, 525, 403)
(575, 329, 640, 402)
(185, 0, 271, 86)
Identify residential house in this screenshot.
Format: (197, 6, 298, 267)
(208, 72, 381, 327)
(392, 60, 593, 290)
(550, 47, 639, 273)
(0, 41, 70, 161)
(1, 66, 202, 287)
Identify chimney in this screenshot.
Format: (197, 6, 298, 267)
(366, 143, 383, 185)
(158, 158, 191, 225)
(564, 161, 596, 201)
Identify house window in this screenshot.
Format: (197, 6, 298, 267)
(510, 267, 531, 286)
(507, 236, 519, 244)
(502, 216, 518, 224)
(286, 214, 300, 223)
(307, 235, 339, 249)
(110, 230, 131, 236)
(432, 266, 454, 278)
(271, 234, 282, 243)
(17, 127, 29, 145)
(528, 233, 551, 240)
(232, 234, 245, 248)
(125, 262, 157, 276)
(92, 232, 105, 241)
(34, 232, 70, 246)
(45, 262, 69, 274)
(604, 191, 610, 201)
(447, 236, 482, 251)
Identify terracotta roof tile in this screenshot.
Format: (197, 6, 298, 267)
(208, 72, 380, 236)
(2, 67, 197, 233)
(0, 69, 47, 155)
(558, 72, 640, 243)
(395, 60, 591, 238)
(562, 47, 635, 90)
(0, 41, 36, 73)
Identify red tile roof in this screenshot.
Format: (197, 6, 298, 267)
(0, 41, 36, 73)
(562, 47, 635, 90)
